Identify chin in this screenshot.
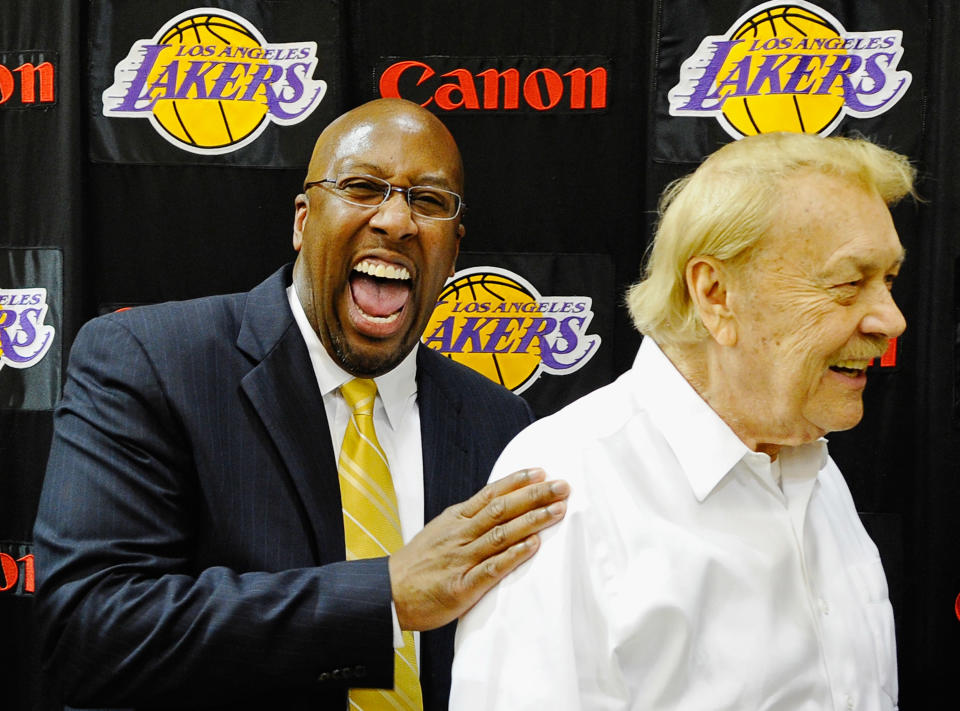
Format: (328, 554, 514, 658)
(812, 410, 865, 435)
(331, 334, 412, 377)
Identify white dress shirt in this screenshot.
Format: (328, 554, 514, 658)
(288, 286, 423, 653)
(450, 337, 897, 711)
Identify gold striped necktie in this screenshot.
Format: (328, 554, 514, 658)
(338, 378, 423, 711)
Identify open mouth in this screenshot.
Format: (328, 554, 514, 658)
(828, 359, 870, 378)
(349, 258, 412, 326)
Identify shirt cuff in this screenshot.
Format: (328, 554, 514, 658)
(390, 600, 403, 648)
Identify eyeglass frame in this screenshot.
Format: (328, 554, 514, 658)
(304, 174, 466, 221)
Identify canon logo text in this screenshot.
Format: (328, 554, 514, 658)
(379, 57, 608, 112)
(0, 55, 55, 108)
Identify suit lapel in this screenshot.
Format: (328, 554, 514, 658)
(232, 274, 486, 565)
(417, 349, 474, 524)
(236, 267, 345, 563)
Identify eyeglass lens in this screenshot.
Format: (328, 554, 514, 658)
(334, 174, 460, 218)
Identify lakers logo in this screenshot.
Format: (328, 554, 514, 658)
(103, 8, 326, 154)
(0, 288, 54, 371)
(669, 1, 911, 139)
(423, 267, 600, 394)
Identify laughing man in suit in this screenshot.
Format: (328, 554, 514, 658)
(33, 98, 568, 710)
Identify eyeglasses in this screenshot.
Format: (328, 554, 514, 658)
(305, 174, 465, 220)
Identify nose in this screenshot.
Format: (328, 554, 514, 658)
(861, 286, 906, 339)
(368, 189, 418, 240)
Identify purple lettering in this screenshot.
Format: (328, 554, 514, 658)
(846, 53, 907, 112)
(240, 63, 282, 102)
(112, 44, 169, 111)
(173, 61, 217, 99)
(674, 40, 742, 111)
(515, 318, 557, 354)
(481, 318, 523, 354)
(745, 54, 796, 95)
(423, 317, 455, 351)
(208, 62, 250, 101)
(451, 317, 495, 352)
(815, 54, 863, 98)
(714, 56, 752, 98)
(146, 60, 179, 102)
(539, 317, 598, 370)
(782, 54, 825, 94)
(267, 63, 324, 120)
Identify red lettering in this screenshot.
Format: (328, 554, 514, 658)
(378, 60, 608, 111)
(564, 67, 607, 109)
(0, 65, 13, 105)
(0, 553, 17, 592)
(378, 60, 435, 107)
(523, 68, 563, 110)
(12, 62, 55, 103)
(477, 68, 520, 109)
(879, 337, 897, 367)
(435, 69, 479, 110)
(869, 338, 898, 368)
(17, 554, 35, 594)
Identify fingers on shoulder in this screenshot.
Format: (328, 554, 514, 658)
(454, 467, 546, 519)
(466, 535, 541, 588)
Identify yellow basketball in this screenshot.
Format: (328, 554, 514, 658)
(424, 271, 544, 392)
(149, 13, 268, 149)
(721, 5, 846, 136)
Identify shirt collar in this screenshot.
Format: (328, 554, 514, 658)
(286, 285, 418, 429)
(631, 338, 826, 502)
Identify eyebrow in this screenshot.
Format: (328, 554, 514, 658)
(828, 248, 907, 274)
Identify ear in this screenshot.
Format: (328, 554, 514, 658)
(292, 194, 308, 252)
(686, 256, 737, 347)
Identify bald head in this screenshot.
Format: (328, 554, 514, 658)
(304, 98, 464, 192)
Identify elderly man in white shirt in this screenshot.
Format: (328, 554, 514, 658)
(450, 132, 913, 711)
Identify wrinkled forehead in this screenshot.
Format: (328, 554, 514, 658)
(754, 172, 901, 270)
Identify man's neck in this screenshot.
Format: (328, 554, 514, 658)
(660, 339, 783, 460)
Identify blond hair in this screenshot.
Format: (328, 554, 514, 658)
(625, 132, 916, 346)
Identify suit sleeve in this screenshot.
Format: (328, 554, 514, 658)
(32, 315, 394, 707)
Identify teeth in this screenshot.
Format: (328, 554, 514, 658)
(830, 359, 870, 376)
(833, 359, 870, 370)
(354, 260, 410, 281)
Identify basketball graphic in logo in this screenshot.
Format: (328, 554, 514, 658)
(428, 270, 545, 392)
(423, 267, 601, 394)
(149, 13, 268, 150)
(721, 5, 845, 136)
(668, 0, 912, 140)
(102, 8, 327, 155)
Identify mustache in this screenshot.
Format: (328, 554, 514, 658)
(836, 336, 892, 362)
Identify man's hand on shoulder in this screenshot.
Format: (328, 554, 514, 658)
(388, 468, 569, 631)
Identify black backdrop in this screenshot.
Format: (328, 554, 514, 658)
(2, 1, 957, 708)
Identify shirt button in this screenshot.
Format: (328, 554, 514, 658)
(846, 694, 855, 709)
(818, 598, 831, 615)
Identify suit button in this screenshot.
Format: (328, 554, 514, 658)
(331, 669, 342, 680)
(354, 665, 366, 678)
(318, 672, 331, 682)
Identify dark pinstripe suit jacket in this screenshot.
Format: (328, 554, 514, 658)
(33, 265, 534, 711)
